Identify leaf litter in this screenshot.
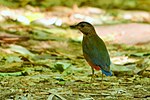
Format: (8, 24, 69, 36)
(0, 6, 150, 100)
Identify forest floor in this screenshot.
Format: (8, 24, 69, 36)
(0, 6, 150, 100)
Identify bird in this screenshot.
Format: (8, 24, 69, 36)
(70, 21, 112, 80)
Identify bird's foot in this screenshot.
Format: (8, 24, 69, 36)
(90, 75, 95, 83)
(90, 74, 98, 83)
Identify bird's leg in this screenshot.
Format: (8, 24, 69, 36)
(90, 67, 95, 82)
(100, 73, 105, 89)
(101, 73, 103, 82)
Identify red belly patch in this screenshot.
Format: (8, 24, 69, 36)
(92, 65, 101, 70)
(87, 61, 101, 70)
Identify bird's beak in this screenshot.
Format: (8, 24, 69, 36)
(70, 25, 78, 29)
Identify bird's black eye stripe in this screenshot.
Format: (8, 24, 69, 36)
(80, 24, 85, 27)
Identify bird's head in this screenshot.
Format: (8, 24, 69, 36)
(70, 22, 95, 35)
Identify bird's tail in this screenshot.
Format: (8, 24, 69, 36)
(101, 69, 112, 76)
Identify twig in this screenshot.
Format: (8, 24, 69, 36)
(47, 91, 66, 100)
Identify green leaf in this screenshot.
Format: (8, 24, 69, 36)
(130, 52, 150, 57)
(111, 64, 134, 72)
(9, 45, 34, 57)
(5, 56, 23, 63)
(54, 62, 71, 73)
(0, 72, 22, 76)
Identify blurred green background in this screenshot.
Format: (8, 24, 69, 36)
(0, 0, 150, 11)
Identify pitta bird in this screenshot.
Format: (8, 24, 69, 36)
(70, 22, 112, 79)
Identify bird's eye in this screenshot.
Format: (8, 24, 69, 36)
(80, 24, 85, 28)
